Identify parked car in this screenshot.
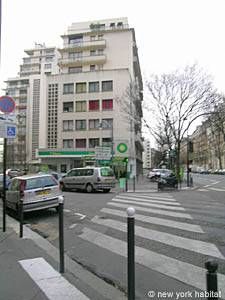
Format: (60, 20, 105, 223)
(60, 166, 116, 193)
(6, 169, 25, 178)
(6, 174, 63, 215)
(147, 168, 173, 181)
(158, 173, 178, 190)
(0, 174, 11, 197)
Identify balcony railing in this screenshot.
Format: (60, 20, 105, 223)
(60, 39, 106, 52)
(58, 54, 106, 67)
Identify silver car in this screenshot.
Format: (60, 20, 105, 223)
(6, 174, 63, 215)
(60, 166, 116, 193)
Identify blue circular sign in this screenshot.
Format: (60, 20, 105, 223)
(0, 96, 15, 113)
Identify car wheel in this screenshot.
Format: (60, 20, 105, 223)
(86, 184, 93, 193)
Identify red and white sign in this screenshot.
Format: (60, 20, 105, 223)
(0, 96, 15, 113)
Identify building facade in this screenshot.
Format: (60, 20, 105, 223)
(5, 18, 143, 177)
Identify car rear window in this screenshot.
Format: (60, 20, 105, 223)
(100, 167, 114, 177)
(25, 176, 57, 190)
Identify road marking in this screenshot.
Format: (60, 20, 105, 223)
(19, 257, 89, 300)
(92, 216, 224, 259)
(107, 202, 193, 219)
(74, 213, 86, 220)
(208, 187, 225, 192)
(79, 228, 225, 298)
(203, 181, 220, 187)
(112, 198, 185, 211)
(69, 224, 77, 229)
(115, 195, 180, 205)
(125, 194, 175, 201)
(101, 208, 203, 232)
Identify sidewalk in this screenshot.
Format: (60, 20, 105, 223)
(0, 207, 126, 300)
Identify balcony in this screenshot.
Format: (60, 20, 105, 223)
(59, 39, 106, 52)
(58, 54, 106, 67)
(19, 69, 40, 76)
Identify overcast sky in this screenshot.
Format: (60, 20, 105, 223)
(0, 0, 225, 139)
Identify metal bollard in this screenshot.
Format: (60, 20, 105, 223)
(127, 207, 135, 300)
(205, 260, 218, 300)
(19, 199, 24, 238)
(125, 178, 128, 192)
(133, 176, 135, 192)
(58, 195, 65, 273)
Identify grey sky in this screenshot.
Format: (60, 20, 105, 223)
(1, 0, 225, 93)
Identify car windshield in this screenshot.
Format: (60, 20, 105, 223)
(100, 167, 114, 177)
(25, 176, 57, 190)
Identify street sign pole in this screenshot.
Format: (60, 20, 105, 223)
(2, 138, 6, 232)
(0, 95, 16, 232)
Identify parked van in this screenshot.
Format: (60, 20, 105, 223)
(60, 166, 116, 193)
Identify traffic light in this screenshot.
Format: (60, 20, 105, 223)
(123, 157, 128, 163)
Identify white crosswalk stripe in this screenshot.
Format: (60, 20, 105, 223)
(115, 195, 181, 205)
(79, 227, 225, 298)
(77, 192, 224, 296)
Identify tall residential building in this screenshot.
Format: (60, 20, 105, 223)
(4, 43, 60, 168)
(5, 18, 143, 176)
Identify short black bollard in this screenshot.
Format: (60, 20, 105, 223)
(205, 260, 218, 300)
(133, 176, 135, 192)
(125, 178, 128, 192)
(127, 207, 135, 300)
(19, 199, 24, 238)
(58, 195, 65, 273)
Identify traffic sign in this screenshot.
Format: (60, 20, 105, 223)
(0, 96, 15, 113)
(95, 146, 112, 160)
(6, 125, 16, 138)
(0, 113, 16, 124)
(0, 123, 17, 138)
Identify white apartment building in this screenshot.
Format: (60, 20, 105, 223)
(5, 18, 143, 177)
(5, 44, 60, 169)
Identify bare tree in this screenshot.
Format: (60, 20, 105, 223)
(145, 64, 219, 179)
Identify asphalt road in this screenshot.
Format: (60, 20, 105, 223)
(23, 176, 225, 299)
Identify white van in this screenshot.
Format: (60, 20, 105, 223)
(60, 166, 116, 193)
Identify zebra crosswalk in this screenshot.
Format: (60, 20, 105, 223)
(77, 192, 225, 298)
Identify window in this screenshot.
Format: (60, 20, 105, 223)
(102, 138, 112, 147)
(76, 82, 86, 93)
(101, 118, 113, 129)
(69, 66, 82, 73)
(98, 49, 104, 55)
(69, 35, 83, 44)
(90, 35, 96, 41)
(76, 139, 86, 148)
(46, 56, 53, 62)
(89, 82, 99, 93)
(76, 101, 86, 112)
(89, 100, 99, 111)
(63, 139, 73, 148)
(60, 164, 67, 173)
(90, 65, 96, 71)
(89, 138, 99, 148)
(89, 119, 100, 130)
(102, 80, 113, 92)
(63, 102, 74, 112)
(63, 83, 74, 94)
(44, 64, 51, 69)
(69, 52, 82, 59)
(98, 34, 103, 40)
(102, 99, 113, 110)
(75, 120, 86, 130)
(110, 23, 115, 29)
(90, 50, 96, 56)
(63, 120, 73, 131)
